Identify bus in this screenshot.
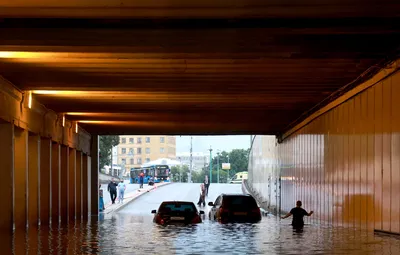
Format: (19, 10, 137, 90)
(130, 165, 171, 184)
(130, 167, 142, 184)
(229, 171, 248, 184)
(144, 164, 171, 183)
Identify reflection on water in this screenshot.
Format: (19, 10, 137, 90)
(6, 214, 400, 254)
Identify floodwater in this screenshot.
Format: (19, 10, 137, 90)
(6, 184, 400, 254)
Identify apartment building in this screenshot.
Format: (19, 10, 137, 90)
(117, 136, 176, 171)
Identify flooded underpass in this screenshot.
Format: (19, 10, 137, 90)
(6, 183, 400, 254)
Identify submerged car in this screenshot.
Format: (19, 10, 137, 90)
(208, 194, 261, 223)
(152, 201, 204, 225)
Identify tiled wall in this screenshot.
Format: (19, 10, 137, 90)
(249, 67, 400, 233)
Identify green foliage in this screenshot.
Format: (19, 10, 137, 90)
(193, 148, 250, 183)
(99, 135, 120, 171)
(170, 165, 190, 182)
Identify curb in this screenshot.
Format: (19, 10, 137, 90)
(104, 182, 173, 214)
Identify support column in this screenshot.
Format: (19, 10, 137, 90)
(14, 127, 28, 228)
(82, 154, 88, 219)
(68, 148, 76, 221)
(28, 134, 40, 227)
(40, 138, 51, 225)
(50, 143, 60, 224)
(76, 152, 82, 220)
(0, 122, 14, 232)
(90, 135, 99, 216)
(60, 146, 68, 224)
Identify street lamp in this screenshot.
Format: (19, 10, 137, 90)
(208, 146, 213, 183)
(227, 155, 230, 183)
(217, 150, 220, 184)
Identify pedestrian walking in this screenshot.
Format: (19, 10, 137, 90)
(139, 172, 144, 189)
(99, 185, 105, 212)
(204, 175, 210, 197)
(107, 178, 118, 204)
(197, 183, 206, 207)
(117, 180, 126, 204)
(281, 200, 314, 230)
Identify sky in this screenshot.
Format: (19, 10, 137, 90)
(176, 135, 252, 153)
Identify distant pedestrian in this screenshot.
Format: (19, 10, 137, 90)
(107, 178, 118, 204)
(99, 185, 105, 212)
(139, 172, 144, 189)
(204, 175, 210, 197)
(118, 180, 126, 203)
(281, 200, 314, 229)
(197, 183, 206, 207)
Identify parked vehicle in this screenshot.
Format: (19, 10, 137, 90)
(208, 194, 261, 223)
(229, 171, 248, 184)
(152, 201, 204, 225)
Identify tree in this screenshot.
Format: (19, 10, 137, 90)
(170, 165, 190, 182)
(99, 135, 120, 171)
(205, 148, 249, 183)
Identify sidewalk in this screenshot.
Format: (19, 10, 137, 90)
(102, 182, 172, 214)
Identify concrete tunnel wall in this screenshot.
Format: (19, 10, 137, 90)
(0, 76, 98, 232)
(248, 59, 400, 234)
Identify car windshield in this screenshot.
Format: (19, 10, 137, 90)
(223, 196, 258, 207)
(159, 203, 196, 213)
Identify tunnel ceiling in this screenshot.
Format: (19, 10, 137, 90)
(0, 1, 399, 135)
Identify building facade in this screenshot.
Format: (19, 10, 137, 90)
(117, 136, 176, 172)
(176, 152, 210, 172)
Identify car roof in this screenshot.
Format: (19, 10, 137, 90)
(160, 201, 195, 205)
(221, 194, 253, 197)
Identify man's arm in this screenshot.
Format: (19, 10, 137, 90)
(107, 183, 110, 192)
(281, 212, 292, 219)
(307, 210, 314, 216)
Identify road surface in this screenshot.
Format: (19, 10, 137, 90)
(118, 182, 242, 214)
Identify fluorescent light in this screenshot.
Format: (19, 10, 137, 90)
(28, 91, 32, 109)
(75, 123, 78, 133)
(62, 115, 65, 127)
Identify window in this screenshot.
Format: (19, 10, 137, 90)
(129, 148, 134, 155)
(129, 138, 134, 144)
(146, 148, 150, 154)
(160, 147, 165, 153)
(121, 138, 126, 144)
(121, 148, 126, 154)
(160, 137, 165, 143)
(121, 158, 126, 164)
(130, 158, 134, 165)
(137, 137, 142, 144)
(146, 158, 150, 163)
(137, 148, 142, 154)
(137, 158, 142, 164)
(146, 137, 151, 143)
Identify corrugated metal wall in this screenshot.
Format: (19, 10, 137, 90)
(249, 67, 400, 233)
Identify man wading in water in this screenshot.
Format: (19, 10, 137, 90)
(281, 200, 313, 229)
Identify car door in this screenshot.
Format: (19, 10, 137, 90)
(211, 196, 222, 220)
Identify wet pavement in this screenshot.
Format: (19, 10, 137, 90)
(6, 183, 400, 254)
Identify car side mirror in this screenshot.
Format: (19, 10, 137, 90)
(199, 210, 205, 214)
(151, 210, 156, 214)
(208, 202, 214, 206)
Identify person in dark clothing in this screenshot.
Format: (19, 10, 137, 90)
(107, 178, 118, 204)
(204, 175, 210, 197)
(281, 201, 313, 229)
